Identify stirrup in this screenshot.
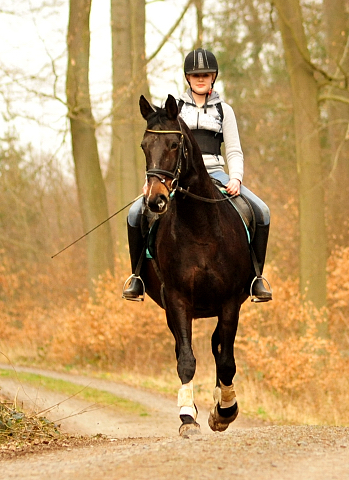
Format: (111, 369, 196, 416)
(122, 274, 145, 302)
(250, 275, 272, 303)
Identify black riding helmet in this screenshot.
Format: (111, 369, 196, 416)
(184, 48, 218, 80)
(184, 48, 218, 112)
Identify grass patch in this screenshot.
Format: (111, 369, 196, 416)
(0, 369, 149, 417)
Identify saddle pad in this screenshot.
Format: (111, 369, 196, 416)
(216, 186, 255, 244)
(228, 194, 254, 243)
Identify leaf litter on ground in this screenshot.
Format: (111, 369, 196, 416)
(0, 393, 109, 458)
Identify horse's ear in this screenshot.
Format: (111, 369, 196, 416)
(139, 95, 155, 120)
(165, 94, 178, 121)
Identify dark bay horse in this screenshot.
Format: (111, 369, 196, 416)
(140, 94, 251, 435)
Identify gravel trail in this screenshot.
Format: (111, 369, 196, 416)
(1, 364, 348, 480)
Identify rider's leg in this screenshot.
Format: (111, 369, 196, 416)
(240, 186, 272, 302)
(208, 169, 229, 186)
(122, 198, 145, 301)
(209, 171, 272, 301)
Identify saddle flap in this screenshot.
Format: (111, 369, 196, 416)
(229, 194, 256, 242)
(211, 179, 255, 242)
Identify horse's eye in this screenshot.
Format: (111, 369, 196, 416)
(170, 142, 178, 150)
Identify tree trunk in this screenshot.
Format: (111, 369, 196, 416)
(130, 0, 151, 189)
(193, 0, 204, 48)
(108, 0, 138, 247)
(274, 0, 327, 310)
(323, 0, 349, 248)
(66, 0, 114, 291)
(107, 0, 150, 248)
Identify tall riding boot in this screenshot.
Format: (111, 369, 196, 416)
(122, 222, 145, 301)
(250, 223, 272, 302)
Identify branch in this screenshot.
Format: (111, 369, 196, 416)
(318, 93, 349, 106)
(330, 33, 349, 90)
(147, 0, 193, 63)
(1, 66, 66, 106)
(273, 1, 339, 84)
(0, 9, 17, 15)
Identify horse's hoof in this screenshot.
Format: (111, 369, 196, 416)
(208, 403, 239, 432)
(179, 421, 201, 437)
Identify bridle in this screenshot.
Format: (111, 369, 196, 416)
(145, 128, 185, 193)
(144, 127, 233, 204)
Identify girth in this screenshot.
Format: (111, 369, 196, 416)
(191, 129, 223, 156)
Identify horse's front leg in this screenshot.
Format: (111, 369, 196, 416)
(165, 296, 200, 436)
(209, 300, 240, 432)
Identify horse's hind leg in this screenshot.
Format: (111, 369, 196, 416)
(165, 300, 200, 436)
(209, 302, 240, 432)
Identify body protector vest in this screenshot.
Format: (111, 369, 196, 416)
(178, 100, 224, 156)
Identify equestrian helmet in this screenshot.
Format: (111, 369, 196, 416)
(184, 48, 218, 77)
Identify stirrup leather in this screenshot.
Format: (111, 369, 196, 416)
(250, 275, 272, 303)
(122, 274, 145, 302)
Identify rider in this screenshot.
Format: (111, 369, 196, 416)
(123, 48, 272, 302)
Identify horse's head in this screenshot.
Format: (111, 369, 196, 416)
(139, 94, 184, 214)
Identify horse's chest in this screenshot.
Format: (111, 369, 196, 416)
(156, 215, 248, 297)
(165, 240, 226, 291)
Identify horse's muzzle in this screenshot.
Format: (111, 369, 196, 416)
(145, 177, 171, 214)
(146, 193, 169, 214)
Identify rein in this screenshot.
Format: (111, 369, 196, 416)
(175, 185, 233, 203)
(145, 127, 232, 203)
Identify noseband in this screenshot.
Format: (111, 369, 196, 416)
(145, 128, 185, 192)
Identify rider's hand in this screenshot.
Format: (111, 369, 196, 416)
(225, 178, 241, 196)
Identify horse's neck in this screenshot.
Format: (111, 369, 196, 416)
(175, 167, 221, 231)
(181, 134, 215, 195)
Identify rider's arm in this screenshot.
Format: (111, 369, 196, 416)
(221, 103, 244, 184)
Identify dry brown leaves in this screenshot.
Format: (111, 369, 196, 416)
(0, 396, 109, 459)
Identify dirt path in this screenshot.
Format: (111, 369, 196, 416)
(1, 364, 349, 480)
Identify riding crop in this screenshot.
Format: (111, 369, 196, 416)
(51, 194, 144, 259)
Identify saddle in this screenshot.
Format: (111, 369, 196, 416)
(211, 178, 255, 243)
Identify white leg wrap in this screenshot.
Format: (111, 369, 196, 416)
(178, 381, 197, 420)
(213, 381, 237, 409)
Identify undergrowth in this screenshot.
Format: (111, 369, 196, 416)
(1, 247, 349, 426)
(0, 397, 60, 447)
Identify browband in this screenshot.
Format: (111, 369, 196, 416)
(146, 129, 182, 134)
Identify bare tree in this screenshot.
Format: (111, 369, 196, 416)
(66, 0, 114, 291)
(322, 0, 349, 247)
(273, 0, 327, 310)
(107, 0, 150, 247)
(193, 0, 204, 48)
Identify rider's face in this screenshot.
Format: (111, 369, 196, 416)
(186, 73, 215, 95)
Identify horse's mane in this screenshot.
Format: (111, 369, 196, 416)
(146, 106, 174, 129)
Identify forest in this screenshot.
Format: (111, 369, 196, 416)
(1, 0, 349, 425)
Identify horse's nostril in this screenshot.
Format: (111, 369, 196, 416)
(156, 195, 168, 211)
(147, 193, 169, 213)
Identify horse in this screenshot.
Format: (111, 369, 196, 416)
(139, 94, 251, 436)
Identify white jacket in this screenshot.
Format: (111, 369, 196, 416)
(178, 89, 244, 183)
